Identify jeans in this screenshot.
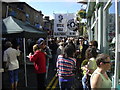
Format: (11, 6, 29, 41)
(82, 75, 89, 90)
(59, 76, 75, 90)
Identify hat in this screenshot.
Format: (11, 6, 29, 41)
(37, 38, 44, 45)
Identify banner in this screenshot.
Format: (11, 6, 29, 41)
(54, 13, 78, 37)
(66, 13, 78, 36)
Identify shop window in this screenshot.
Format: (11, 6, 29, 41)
(26, 13, 30, 23)
(17, 4, 23, 10)
(35, 23, 41, 29)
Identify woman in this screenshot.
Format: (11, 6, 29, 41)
(90, 53, 112, 89)
(81, 47, 98, 90)
(56, 44, 76, 90)
(28, 38, 46, 90)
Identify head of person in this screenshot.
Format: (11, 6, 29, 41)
(89, 40, 98, 49)
(64, 45, 75, 58)
(96, 53, 111, 70)
(59, 42, 64, 46)
(85, 47, 98, 59)
(5, 41, 12, 48)
(33, 44, 39, 52)
(79, 37, 84, 45)
(37, 38, 46, 50)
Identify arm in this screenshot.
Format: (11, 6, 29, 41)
(29, 52, 38, 62)
(91, 73, 102, 89)
(45, 47, 52, 59)
(3, 51, 8, 69)
(81, 65, 88, 71)
(16, 46, 21, 56)
(3, 51, 8, 62)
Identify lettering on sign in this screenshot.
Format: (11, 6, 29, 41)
(57, 24, 64, 27)
(54, 32, 66, 35)
(57, 28, 63, 31)
(58, 15, 63, 23)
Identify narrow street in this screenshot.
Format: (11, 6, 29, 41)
(2, 61, 56, 89)
(1, 0, 120, 90)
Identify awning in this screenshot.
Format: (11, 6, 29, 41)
(2, 16, 47, 38)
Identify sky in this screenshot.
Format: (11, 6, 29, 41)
(25, 1, 86, 19)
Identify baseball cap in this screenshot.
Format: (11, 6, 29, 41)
(37, 38, 45, 45)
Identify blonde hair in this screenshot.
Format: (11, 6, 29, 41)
(33, 44, 39, 52)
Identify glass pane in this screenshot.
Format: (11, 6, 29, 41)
(106, 1, 115, 61)
(105, 0, 115, 80)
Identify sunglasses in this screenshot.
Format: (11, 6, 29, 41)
(102, 61, 111, 64)
(89, 45, 93, 46)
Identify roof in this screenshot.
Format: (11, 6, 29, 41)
(2, 16, 47, 38)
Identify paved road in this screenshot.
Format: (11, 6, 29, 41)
(2, 60, 56, 90)
(2, 59, 83, 90)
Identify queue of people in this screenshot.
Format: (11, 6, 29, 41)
(3, 37, 113, 90)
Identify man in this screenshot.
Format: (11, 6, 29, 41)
(3, 41, 20, 90)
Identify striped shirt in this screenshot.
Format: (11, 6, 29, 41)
(56, 55, 76, 77)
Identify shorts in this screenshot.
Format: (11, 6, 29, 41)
(9, 69, 19, 83)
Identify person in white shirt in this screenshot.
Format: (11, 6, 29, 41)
(3, 41, 20, 90)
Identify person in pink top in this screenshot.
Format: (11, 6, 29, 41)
(28, 38, 46, 90)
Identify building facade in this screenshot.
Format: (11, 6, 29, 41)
(86, 0, 120, 89)
(2, 2, 44, 29)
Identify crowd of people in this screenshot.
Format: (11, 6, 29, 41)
(3, 36, 112, 90)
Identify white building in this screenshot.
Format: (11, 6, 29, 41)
(84, 0, 120, 89)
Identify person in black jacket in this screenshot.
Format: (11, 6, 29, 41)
(75, 37, 89, 80)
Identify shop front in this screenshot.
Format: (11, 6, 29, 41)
(103, 0, 120, 88)
(86, 0, 120, 89)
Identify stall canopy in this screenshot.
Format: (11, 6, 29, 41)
(2, 16, 47, 38)
(2, 16, 47, 87)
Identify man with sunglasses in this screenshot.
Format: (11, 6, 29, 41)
(89, 40, 101, 54)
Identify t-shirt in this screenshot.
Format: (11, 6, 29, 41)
(3, 47, 20, 70)
(91, 72, 112, 88)
(87, 57, 97, 70)
(56, 55, 76, 77)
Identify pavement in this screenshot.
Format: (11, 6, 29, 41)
(2, 58, 83, 90)
(2, 59, 56, 90)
